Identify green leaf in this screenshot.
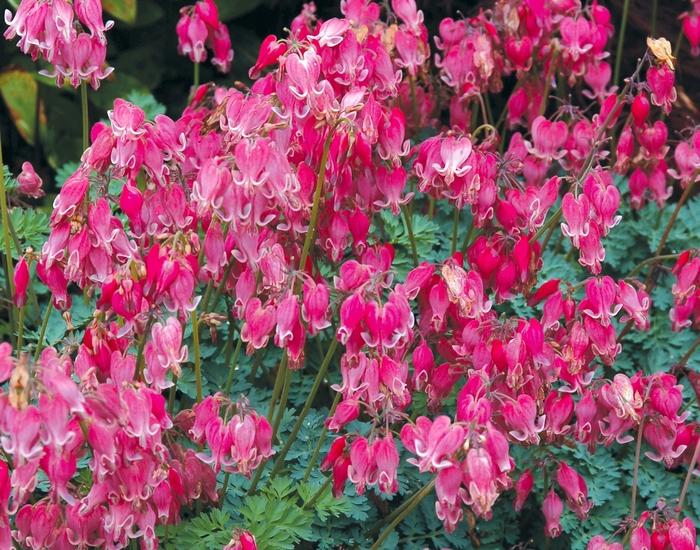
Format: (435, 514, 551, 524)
(103, 0, 138, 23)
(0, 69, 39, 144)
(7, 208, 50, 257)
(241, 486, 315, 550)
(164, 509, 233, 549)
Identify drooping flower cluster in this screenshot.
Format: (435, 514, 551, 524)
(3, 0, 700, 547)
(670, 250, 700, 332)
(4, 0, 114, 88)
(176, 0, 233, 73)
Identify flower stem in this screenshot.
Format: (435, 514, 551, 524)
(271, 366, 292, 441)
(270, 338, 338, 479)
(678, 335, 700, 367)
(267, 354, 289, 421)
(136, 315, 155, 381)
(539, 51, 559, 117)
(193, 62, 200, 89)
(408, 75, 420, 130)
(630, 414, 648, 521)
(302, 390, 341, 484)
(80, 81, 89, 151)
(370, 478, 436, 550)
(303, 476, 332, 510)
(298, 130, 334, 279)
(450, 207, 460, 255)
(645, 181, 696, 288)
(206, 259, 235, 313)
(401, 206, 419, 267)
(16, 306, 24, 352)
(0, 136, 15, 329)
(677, 435, 700, 514)
(191, 309, 202, 402)
(626, 253, 682, 278)
(33, 302, 52, 362)
(613, 0, 631, 86)
(223, 336, 243, 395)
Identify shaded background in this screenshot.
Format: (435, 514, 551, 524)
(0, 0, 698, 188)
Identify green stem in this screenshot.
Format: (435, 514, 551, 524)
(206, 259, 235, 313)
(194, 62, 200, 89)
(678, 335, 700, 367)
(80, 81, 89, 151)
(191, 309, 202, 402)
(370, 479, 436, 550)
(539, 51, 559, 117)
(674, 30, 685, 59)
(677, 435, 700, 514)
(401, 206, 419, 267)
(167, 376, 178, 415)
(626, 253, 681, 278)
(298, 131, 334, 279)
(645, 181, 696, 287)
(270, 339, 338, 479)
(303, 476, 332, 510)
(630, 411, 648, 521)
(408, 75, 420, 130)
(267, 354, 289, 421)
(0, 135, 15, 324)
(33, 302, 52, 362)
(302, 390, 341, 483)
(16, 306, 24, 352)
(223, 336, 243, 395)
(460, 224, 476, 254)
(136, 315, 155, 381)
(613, 0, 631, 86)
(271, 366, 291, 441)
(450, 207, 460, 255)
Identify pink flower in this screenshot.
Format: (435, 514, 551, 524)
(556, 462, 592, 519)
(435, 464, 465, 532)
(372, 435, 399, 494)
(224, 530, 258, 550)
(464, 447, 498, 519)
(400, 416, 465, 472)
(617, 281, 650, 331)
(542, 490, 564, 538)
(433, 136, 473, 185)
(13, 257, 30, 308)
(514, 470, 533, 512)
(527, 116, 568, 161)
(668, 518, 697, 550)
(240, 298, 277, 352)
(17, 162, 44, 198)
(502, 394, 545, 444)
(683, 11, 700, 56)
(647, 66, 677, 114)
(144, 317, 188, 390)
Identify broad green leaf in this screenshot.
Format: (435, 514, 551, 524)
(103, 0, 138, 24)
(0, 69, 39, 144)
